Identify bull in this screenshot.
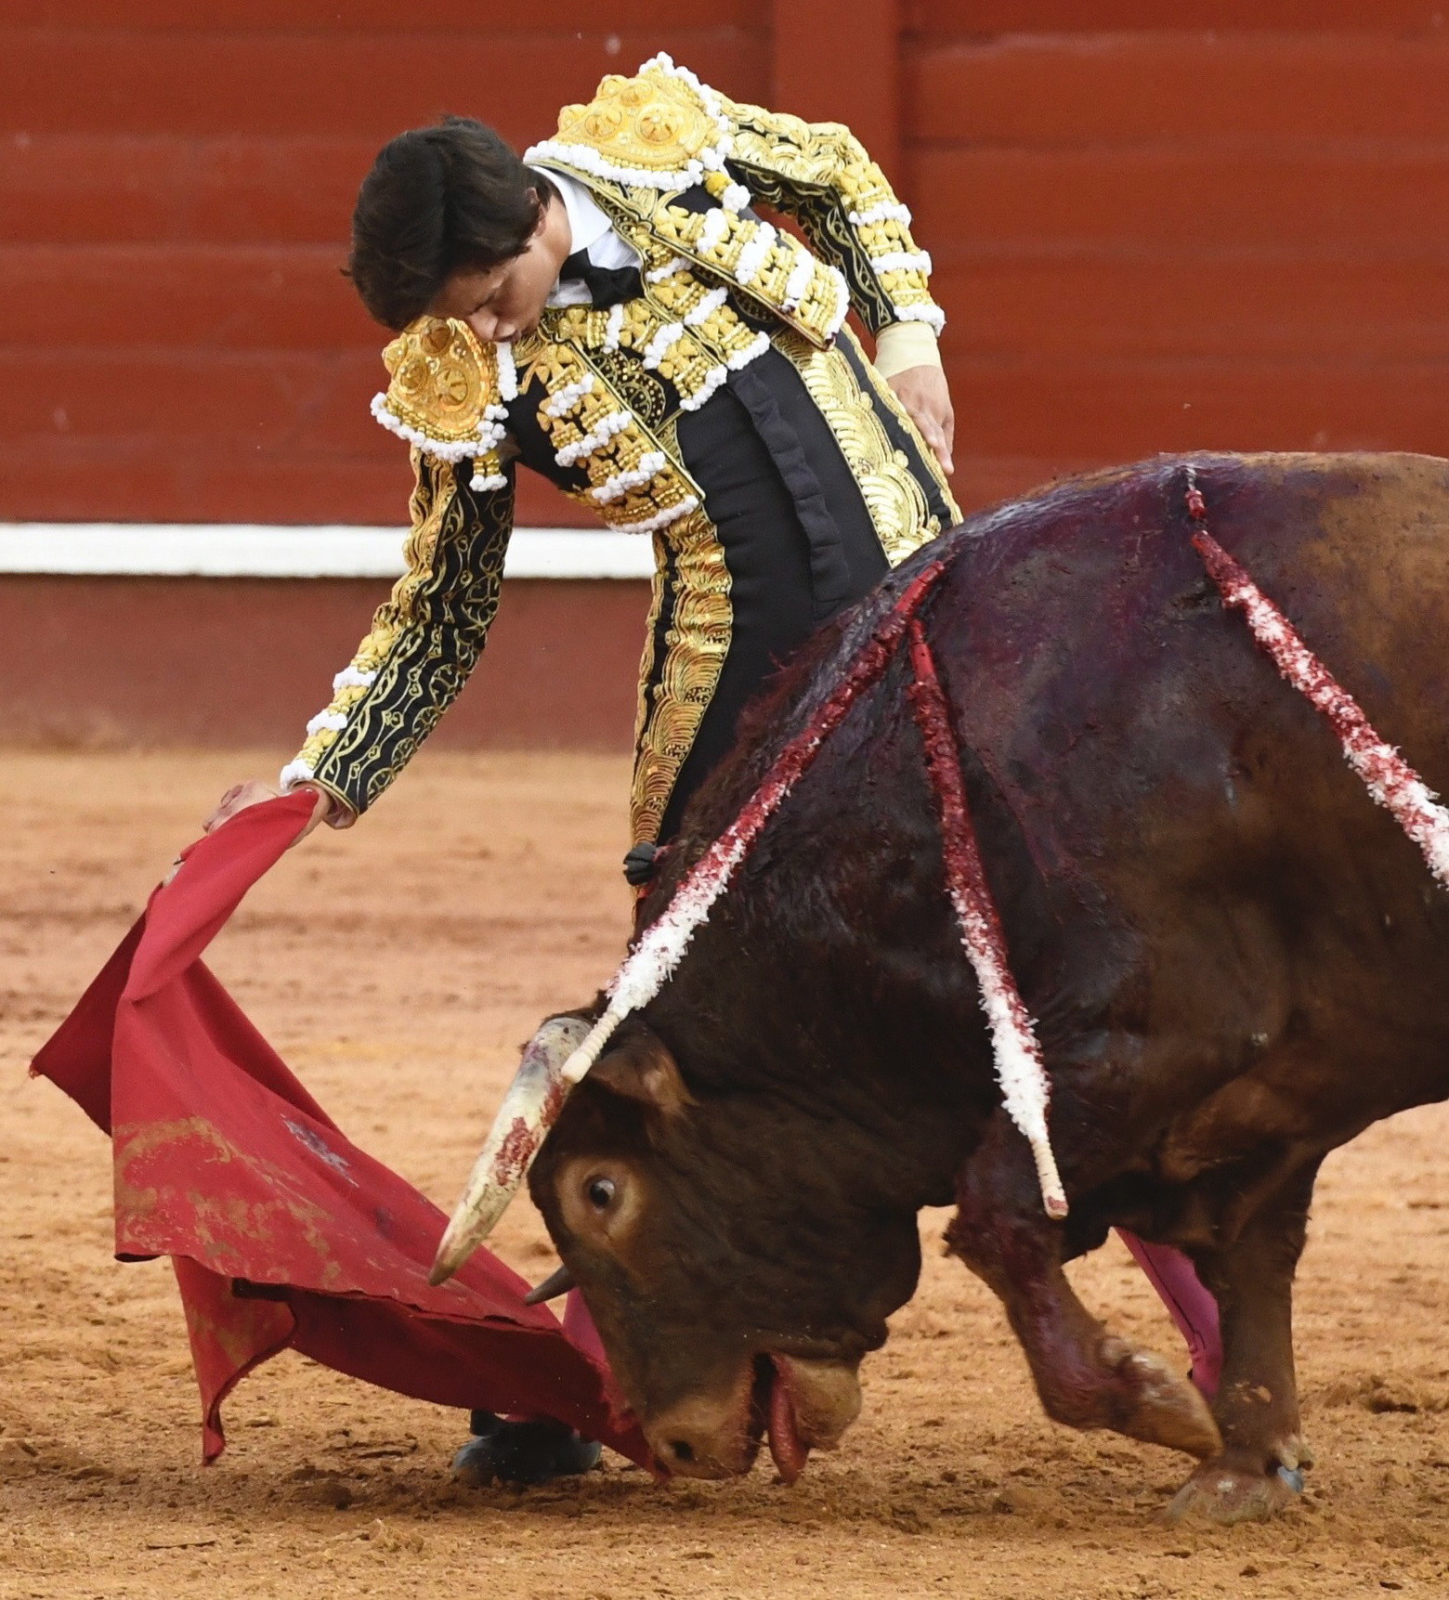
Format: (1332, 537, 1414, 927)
(445, 452, 1449, 1521)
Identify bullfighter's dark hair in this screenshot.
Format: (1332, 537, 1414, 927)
(346, 117, 552, 331)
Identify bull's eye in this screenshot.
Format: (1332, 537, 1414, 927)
(586, 1175, 617, 1211)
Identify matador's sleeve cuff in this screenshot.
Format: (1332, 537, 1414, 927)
(277, 772, 358, 829)
(873, 322, 943, 380)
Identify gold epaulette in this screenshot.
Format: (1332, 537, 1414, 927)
(525, 54, 732, 192)
(369, 317, 516, 492)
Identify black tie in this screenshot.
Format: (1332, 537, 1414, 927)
(561, 248, 642, 309)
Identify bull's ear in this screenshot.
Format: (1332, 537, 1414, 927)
(591, 1024, 694, 1118)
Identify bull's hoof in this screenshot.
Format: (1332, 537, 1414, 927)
(452, 1411, 602, 1487)
(1099, 1338, 1223, 1459)
(1161, 1456, 1304, 1525)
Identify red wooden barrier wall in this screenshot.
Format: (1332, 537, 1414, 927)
(0, 2, 769, 527)
(4, 1, 1449, 526)
(905, 0, 1449, 505)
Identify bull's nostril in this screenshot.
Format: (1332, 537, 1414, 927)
(670, 1440, 695, 1463)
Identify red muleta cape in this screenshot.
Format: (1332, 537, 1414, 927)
(31, 792, 648, 1467)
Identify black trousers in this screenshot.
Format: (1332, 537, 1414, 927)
(653, 344, 943, 843)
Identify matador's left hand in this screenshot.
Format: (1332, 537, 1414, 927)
(887, 365, 955, 476)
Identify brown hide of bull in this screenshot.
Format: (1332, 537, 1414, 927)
(529, 453, 1449, 1516)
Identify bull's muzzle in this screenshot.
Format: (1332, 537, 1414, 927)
(644, 1355, 864, 1485)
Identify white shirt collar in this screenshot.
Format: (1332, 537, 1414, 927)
(533, 166, 613, 257)
(533, 166, 642, 308)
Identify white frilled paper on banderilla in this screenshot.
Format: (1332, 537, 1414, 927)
(1191, 520, 1449, 891)
(905, 616, 1068, 1220)
(0, 525, 656, 581)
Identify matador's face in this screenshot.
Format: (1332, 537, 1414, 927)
(428, 186, 571, 345)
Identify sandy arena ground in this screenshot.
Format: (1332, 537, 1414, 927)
(4, 748, 1449, 1600)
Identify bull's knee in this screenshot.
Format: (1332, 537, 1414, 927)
(1034, 1335, 1221, 1460)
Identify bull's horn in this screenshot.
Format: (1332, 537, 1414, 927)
(430, 1012, 608, 1286)
(523, 1263, 576, 1305)
(431, 997, 658, 1282)
(433, 798, 766, 1286)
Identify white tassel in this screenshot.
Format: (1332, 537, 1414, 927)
(870, 249, 932, 276)
(543, 374, 595, 417)
(615, 497, 700, 535)
(554, 410, 631, 467)
(278, 759, 315, 790)
(647, 256, 688, 284)
(781, 249, 817, 314)
(698, 207, 731, 254)
(641, 322, 684, 370)
(734, 223, 777, 287)
(496, 341, 518, 402)
(889, 302, 946, 334)
(683, 287, 729, 327)
(679, 364, 729, 412)
(849, 200, 912, 226)
(591, 452, 668, 503)
(726, 332, 771, 371)
(678, 333, 768, 410)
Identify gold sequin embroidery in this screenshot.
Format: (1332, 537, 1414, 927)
(291, 452, 459, 777)
(774, 327, 954, 566)
(628, 455, 733, 845)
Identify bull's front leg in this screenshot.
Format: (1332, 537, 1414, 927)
(1162, 1161, 1319, 1525)
(946, 1112, 1222, 1461)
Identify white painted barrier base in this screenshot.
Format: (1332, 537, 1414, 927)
(0, 524, 655, 581)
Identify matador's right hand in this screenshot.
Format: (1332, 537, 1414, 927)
(161, 780, 336, 887)
(203, 779, 336, 839)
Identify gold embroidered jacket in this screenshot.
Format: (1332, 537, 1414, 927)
(284, 54, 956, 846)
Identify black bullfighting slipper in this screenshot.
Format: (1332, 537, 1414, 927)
(451, 1410, 602, 1486)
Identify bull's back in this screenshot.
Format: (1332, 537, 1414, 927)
(938, 450, 1449, 800)
(1211, 452, 1449, 792)
(931, 451, 1449, 1142)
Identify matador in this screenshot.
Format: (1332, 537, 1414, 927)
(208, 54, 961, 1479)
(207, 53, 1226, 1489)
(217, 55, 957, 845)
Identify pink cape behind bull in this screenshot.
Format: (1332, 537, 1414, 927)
(30, 791, 649, 1468)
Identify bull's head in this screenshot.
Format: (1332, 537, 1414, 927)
(522, 1018, 922, 1482)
